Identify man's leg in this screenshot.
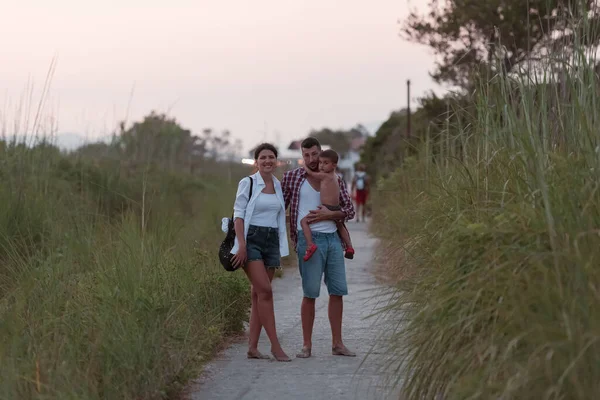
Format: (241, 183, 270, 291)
(362, 201, 367, 221)
(329, 294, 343, 347)
(355, 190, 366, 222)
(323, 233, 356, 356)
(296, 233, 325, 358)
(300, 297, 316, 353)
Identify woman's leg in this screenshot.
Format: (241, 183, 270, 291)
(247, 268, 275, 357)
(244, 261, 290, 361)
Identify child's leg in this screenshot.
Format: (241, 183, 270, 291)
(335, 221, 355, 259)
(335, 221, 352, 248)
(300, 216, 314, 247)
(300, 215, 318, 261)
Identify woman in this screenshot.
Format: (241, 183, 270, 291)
(230, 143, 291, 362)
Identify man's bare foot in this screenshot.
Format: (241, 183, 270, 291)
(332, 345, 356, 357)
(296, 347, 311, 358)
(271, 348, 291, 362)
(247, 349, 270, 359)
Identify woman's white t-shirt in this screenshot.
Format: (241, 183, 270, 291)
(249, 192, 280, 228)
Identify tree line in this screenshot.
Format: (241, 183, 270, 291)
(72, 111, 242, 174)
(361, 0, 600, 178)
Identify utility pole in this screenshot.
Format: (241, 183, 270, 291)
(406, 79, 411, 138)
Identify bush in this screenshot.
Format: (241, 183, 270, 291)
(374, 30, 600, 400)
(0, 143, 251, 399)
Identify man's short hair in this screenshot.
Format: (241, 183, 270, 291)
(319, 149, 339, 164)
(300, 137, 321, 150)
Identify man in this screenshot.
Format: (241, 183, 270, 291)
(282, 137, 356, 358)
(351, 164, 370, 222)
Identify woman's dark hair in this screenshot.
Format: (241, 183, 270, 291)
(254, 143, 278, 159)
(300, 137, 321, 150)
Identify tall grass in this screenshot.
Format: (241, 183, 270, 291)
(374, 15, 600, 400)
(0, 136, 250, 399)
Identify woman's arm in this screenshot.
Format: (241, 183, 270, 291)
(231, 217, 247, 268)
(231, 178, 251, 268)
(232, 177, 251, 220)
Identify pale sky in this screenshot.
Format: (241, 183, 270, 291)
(2, 0, 441, 151)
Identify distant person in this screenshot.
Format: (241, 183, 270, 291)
(300, 149, 355, 261)
(351, 164, 370, 222)
(230, 143, 291, 362)
(282, 137, 356, 359)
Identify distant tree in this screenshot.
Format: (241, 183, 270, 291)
(403, 0, 600, 87)
(73, 112, 240, 173)
(309, 126, 366, 154)
(349, 124, 370, 137)
(113, 112, 204, 172)
(360, 91, 469, 177)
(76, 142, 120, 160)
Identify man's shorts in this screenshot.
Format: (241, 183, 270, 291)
(297, 231, 348, 298)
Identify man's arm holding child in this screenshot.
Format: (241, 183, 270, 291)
(306, 177, 355, 223)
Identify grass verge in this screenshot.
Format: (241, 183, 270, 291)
(0, 142, 250, 399)
(373, 17, 600, 400)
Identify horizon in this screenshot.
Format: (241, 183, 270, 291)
(2, 0, 442, 153)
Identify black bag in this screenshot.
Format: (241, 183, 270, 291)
(219, 176, 253, 271)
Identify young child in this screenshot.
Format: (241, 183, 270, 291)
(301, 149, 355, 261)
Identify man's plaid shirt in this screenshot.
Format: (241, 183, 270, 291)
(282, 167, 355, 250)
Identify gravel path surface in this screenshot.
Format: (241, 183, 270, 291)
(189, 223, 400, 400)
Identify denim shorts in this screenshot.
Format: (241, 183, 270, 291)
(246, 225, 281, 268)
(297, 231, 348, 298)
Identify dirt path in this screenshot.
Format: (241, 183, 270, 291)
(189, 223, 399, 400)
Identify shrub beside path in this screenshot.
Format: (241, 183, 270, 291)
(188, 222, 400, 400)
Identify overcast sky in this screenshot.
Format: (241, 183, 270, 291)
(2, 0, 441, 151)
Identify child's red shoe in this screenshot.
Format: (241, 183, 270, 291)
(344, 247, 355, 260)
(303, 244, 318, 261)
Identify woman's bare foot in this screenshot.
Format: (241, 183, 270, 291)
(271, 347, 291, 362)
(247, 349, 270, 359)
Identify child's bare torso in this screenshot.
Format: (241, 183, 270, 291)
(317, 172, 340, 206)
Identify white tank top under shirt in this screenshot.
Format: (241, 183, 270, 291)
(297, 180, 337, 234)
(249, 192, 280, 228)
